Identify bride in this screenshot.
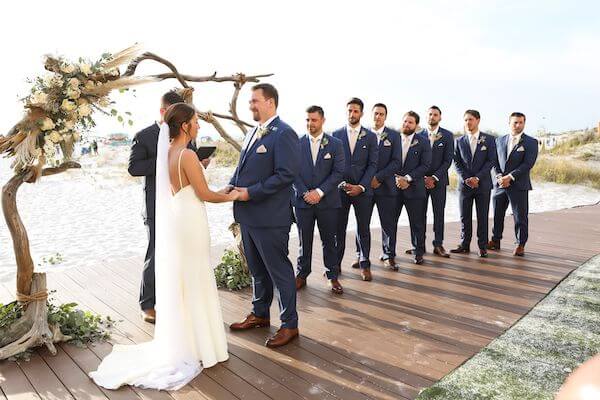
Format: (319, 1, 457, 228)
(90, 102, 239, 390)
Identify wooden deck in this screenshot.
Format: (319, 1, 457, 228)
(1, 204, 599, 399)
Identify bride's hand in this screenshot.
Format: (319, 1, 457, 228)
(226, 189, 241, 201)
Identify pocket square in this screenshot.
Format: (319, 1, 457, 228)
(323, 153, 332, 159)
(438, 142, 444, 147)
(383, 140, 392, 147)
(480, 146, 487, 151)
(362, 145, 367, 149)
(517, 146, 525, 152)
(256, 144, 267, 153)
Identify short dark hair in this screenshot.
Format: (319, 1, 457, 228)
(403, 111, 420, 125)
(252, 83, 279, 107)
(162, 90, 184, 107)
(464, 109, 481, 119)
(510, 112, 526, 121)
(372, 103, 387, 114)
(347, 97, 364, 112)
(429, 105, 442, 114)
(306, 105, 325, 118)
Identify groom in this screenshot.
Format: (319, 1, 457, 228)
(226, 83, 301, 348)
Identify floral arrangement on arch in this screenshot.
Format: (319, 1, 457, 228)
(0, 45, 152, 172)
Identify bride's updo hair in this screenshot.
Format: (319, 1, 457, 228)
(164, 103, 196, 139)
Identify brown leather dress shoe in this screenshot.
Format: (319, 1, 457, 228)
(328, 279, 343, 294)
(265, 328, 299, 348)
(514, 245, 525, 257)
(450, 245, 470, 254)
(230, 313, 270, 331)
(351, 259, 360, 269)
(414, 255, 424, 265)
(295, 276, 307, 290)
(405, 248, 415, 255)
(383, 258, 399, 271)
(433, 246, 450, 258)
(487, 240, 501, 250)
(141, 308, 156, 324)
(360, 268, 372, 281)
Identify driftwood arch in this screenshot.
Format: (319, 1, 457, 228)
(0, 46, 267, 359)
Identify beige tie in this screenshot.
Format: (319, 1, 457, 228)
(429, 133, 435, 147)
(508, 135, 519, 157)
(402, 135, 411, 166)
(470, 135, 478, 159)
(311, 137, 320, 165)
(349, 128, 358, 154)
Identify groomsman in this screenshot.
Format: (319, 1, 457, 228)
(489, 112, 539, 256)
(228, 83, 301, 348)
(293, 106, 345, 294)
(451, 110, 497, 257)
(370, 103, 402, 270)
(395, 111, 432, 264)
(409, 106, 454, 258)
(332, 98, 378, 281)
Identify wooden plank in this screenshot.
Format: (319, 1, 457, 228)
(0, 361, 41, 400)
(17, 352, 75, 400)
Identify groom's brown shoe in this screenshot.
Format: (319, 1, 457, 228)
(141, 308, 156, 324)
(295, 277, 307, 290)
(229, 313, 270, 331)
(265, 328, 299, 348)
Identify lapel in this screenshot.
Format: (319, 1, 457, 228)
(314, 135, 328, 170)
(507, 134, 524, 160)
(461, 135, 473, 166)
(340, 127, 352, 161)
(352, 127, 365, 161)
(239, 116, 280, 169)
(302, 135, 314, 171)
(404, 136, 419, 166)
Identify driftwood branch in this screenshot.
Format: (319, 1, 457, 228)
(198, 111, 242, 152)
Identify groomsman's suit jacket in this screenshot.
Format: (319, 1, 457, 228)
(454, 133, 497, 193)
(332, 126, 379, 195)
(231, 116, 301, 227)
(373, 127, 402, 196)
(293, 133, 345, 209)
(493, 133, 539, 193)
(398, 133, 432, 199)
(420, 127, 454, 186)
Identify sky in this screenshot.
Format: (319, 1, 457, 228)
(1, 0, 599, 141)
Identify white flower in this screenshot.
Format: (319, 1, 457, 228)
(60, 63, 76, 74)
(79, 62, 92, 75)
(66, 86, 81, 99)
(68, 78, 81, 88)
(98, 97, 110, 107)
(40, 117, 55, 131)
(84, 80, 96, 91)
(78, 103, 92, 117)
(48, 131, 62, 143)
(43, 142, 56, 157)
(108, 68, 119, 76)
(61, 99, 77, 112)
(43, 74, 62, 87)
(30, 91, 48, 105)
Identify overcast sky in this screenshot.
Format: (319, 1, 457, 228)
(2, 0, 599, 140)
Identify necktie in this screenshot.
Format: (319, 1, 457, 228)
(349, 128, 358, 154)
(402, 135, 411, 166)
(470, 135, 478, 159)
(429, 133, 435, 147)
(508, 135, 519, 156)
(311, 137, 320, 164)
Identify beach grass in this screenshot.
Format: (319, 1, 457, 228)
(531, 156, 600, 190)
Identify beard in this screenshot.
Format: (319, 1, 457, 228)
(251, 109, 260, 121)
(402, 128, 415, 135)
(348, 117, 360, 126)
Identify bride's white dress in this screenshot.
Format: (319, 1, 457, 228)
(89, 127, 228, 390)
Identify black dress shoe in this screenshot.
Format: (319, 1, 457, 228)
(414, 256, 424, 265)
(450, 245, 470, 254)
(351, 259, 360, 269)
(405, 248, 416, 255)
(479, 249, 488, 258)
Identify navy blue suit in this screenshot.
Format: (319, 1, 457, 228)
(415, 127, 454, 248)
(372, 127, 402, 259)
(230, 116, 300, 329)
(332, 126, 378, 269)
(491, 133, 539, 245)
(397, 133, 432, 257)
(293, 133, 344, 280)
(454, 133, 497, 250)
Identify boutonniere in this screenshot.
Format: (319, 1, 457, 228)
(256, 126, 269, 139)
(320, 135, 329, 149)
(357, 128, 367, 140)
(410, 140, 419, 148)
(379, 130, 388, 141)
(432, 133, 442, 142)
(477, 137, 486, 145)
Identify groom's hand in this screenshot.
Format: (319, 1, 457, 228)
(219, 185, 234, 194)
(234, 187, 250, 201)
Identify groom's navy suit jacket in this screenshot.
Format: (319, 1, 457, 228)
(231, 117, 301, 227)
(293, 133, 345, 209)
(454, 133, 497, 193)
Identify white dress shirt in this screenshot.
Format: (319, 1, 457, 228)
(347, 124, 361, 154)
(401, 132, 415, 181)
(246, 114, 278, 151)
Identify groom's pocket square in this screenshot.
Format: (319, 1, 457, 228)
(383, 140, 391, 146)
(323, 153, 332, 159)
(517, 146, 525, 152)
(256, 145, 267, 154)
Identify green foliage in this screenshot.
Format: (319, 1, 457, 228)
(47, 300, 113, 346)
(38, 252, 64, 267)
(213, 141, 241, 167)
(215, 249, 251, 291)
(0, 301, 23, 330)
